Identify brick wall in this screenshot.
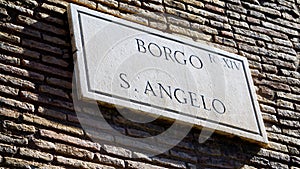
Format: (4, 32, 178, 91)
(0, 0, 299, 168)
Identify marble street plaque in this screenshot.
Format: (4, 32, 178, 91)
(68, 4, 268, 144)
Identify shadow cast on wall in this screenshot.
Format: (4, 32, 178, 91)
(0, 0, 262, 168)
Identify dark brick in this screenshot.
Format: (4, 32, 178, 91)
(37, 106, 66, 120)
(22, 59, 71, 78)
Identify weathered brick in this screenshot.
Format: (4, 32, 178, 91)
(291, 156, 300, 166)
(17, 15, 66, 36)
(4, 157, 62, 169)
(277, 99, 294, 110)
(96, 3, 120, 16)
(20, 91, 73, 110)
(0, 32, 21, 44)
(267, 43, 296, 55)
(277, 92, 300, 103)
(41, 55, 69, 67)
(177, 0, 205, 7)
(229, 19, 249, 28)
(126, 160, 168, 169)
(268, 132, 300, 146)
(32, 138, 56, 150)
(55, 143, 94, 160)
(205, 4, 224, 14)
(0, 143, 17, 154)
(23, 113, 84, 136)
(37, 106, 66, 120)
(56, 156, 114, 169)
(1, 0, 34, 16)
(22, 59, 72, 78)
(268, 141, 288, 153)
(22, 39, 63, 55)
(0, 21, 41, 38)
(262, 57, 296, 70)
(19, 147, 53, 161)
(187, 5, 228, 22)
(214, 36, 236, 47)
(42, 34, 69, 47)
(152, 157, 186, 168)
(220, 30, 233, 37)
(262, 64, 277, 74)
(262, 113, 278, 123)
(119, 2, 144, 14)
(142, 2, 164, 12)
(0, 41, 29, 58)
(250, 25, 288, 39)
(260, 79, 290, 92)
(259, 85, 274, 99)
(170, 150, 197, 163)
(0, 54, 20, 65)
(47, 0, 69, 7)
(0, 63, 44, 81)
(0, 74, 35, 89)
(249, 10, 265, 19)
(0, 95, 34, 112)
(247, 16, 260, 24)
(280, 119, 300, 128)
(169, 24, 212, 41)
(0, 132, 28, 145)
(37, 12, 65, 26)
(0, 84, 19, 96)
(95, 153, 125, 167)
(238, 43, 268, 55)
(249, 156, 270, 167)
(273, 38, 293, 47)
(149, 21, 168, 30)
(270, 161, 289, 169)
(102, 144, 132, 158)
(242, 2, 281, 17)
(167, 16, 190, 27)
(212, 43, 238, 53)
(226, 3, 247, 14)
(0, 63, 40, 80)
(239, 51, 261, 61)
(226, 10, 240, 19)
(166, 7, 207, 24)
(41, 3, 66, 14)
(288, 146, 300, 155)
(287, 77, 300, 86)
(39, 85, 69, 99)
(46, 77, 72, 89)
(260, 104, 276, 114)
(40, 129, 100, 151)
(282, 129, 300, 138)
(120, 13, 149, 26)
(234, 27, 272, 41)
(3, 120, 36, 133)
(262, 21, 298, 36)
(265, 74, 287, 83)
(96, 0, 118, 8)
(0, 6, 8, 17)
(210, 20, 231, 30)
(0, 107, 20, 119)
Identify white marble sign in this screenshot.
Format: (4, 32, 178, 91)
(68, 4, 268, 144)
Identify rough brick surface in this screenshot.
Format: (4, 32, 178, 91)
(0, 0, 299, 168)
